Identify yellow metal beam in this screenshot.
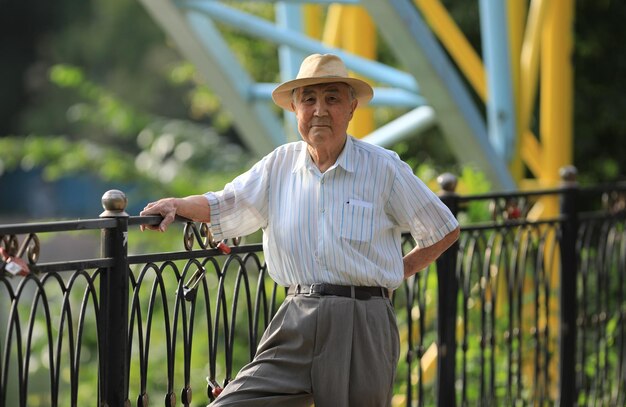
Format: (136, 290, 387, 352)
(521, 130, 543, 177)
(414, 0, 487, 101)
(519, 0, 549, 178)
(303, 5, 323, 40)
(520, 0, 547, 131)
(342, 6, 376, 137)
(322, 4, 343, 46)
(520, 0, 549, 128)
(507, 0, 527, 181)
(541, 0, 574, 184)
(540, 0, 574, 397)
(419, 343, 438, 384)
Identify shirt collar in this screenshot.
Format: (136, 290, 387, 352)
(292, 136, 356, 174)
(335, 135, 355, 173)
(293, 142, 310, 173)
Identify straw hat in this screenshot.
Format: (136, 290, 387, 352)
(271, 53, 374, 112)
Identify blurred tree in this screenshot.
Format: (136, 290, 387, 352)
(573, 0, 626, 183)
(0, 0, 86, 133)
(0, 0, 263, 216)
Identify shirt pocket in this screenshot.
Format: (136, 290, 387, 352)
(340, 199, 375, 242)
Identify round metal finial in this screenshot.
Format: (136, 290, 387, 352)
(559, 165, 578, 184)
(100, 189, 129, 217)
(437, 173, 458, 194)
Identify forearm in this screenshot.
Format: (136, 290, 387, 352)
(173, 195, 212, 223)
(403, 227, 460, 278)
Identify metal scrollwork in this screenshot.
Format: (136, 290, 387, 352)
(182, 222, 216, 251)
(200, 222, 213, 248)
(490, 197, 528, 221)
(183, 223, 195, 251)
(180, 222, 242, 301)
(24, 233, 41, 264)
(0, 233, 40, 276)
(1, 234, 19, 255)
(602, 190, 626, 215)
(181, 222, 241, 251)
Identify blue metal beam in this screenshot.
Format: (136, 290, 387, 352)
(362, 106, 436, 148)
(361, 0, 516, 190)
(179, 0, 419, 92)
(276, 2, 305, 141)
(479, 0, 516, 163)
(250, 84, 425, 107)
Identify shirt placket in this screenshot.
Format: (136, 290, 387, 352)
(317, 174, 328, 277)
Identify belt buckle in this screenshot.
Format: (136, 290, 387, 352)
(305, 283, 317, 296)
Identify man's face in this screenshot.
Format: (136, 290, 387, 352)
(291, 82, 358, 150)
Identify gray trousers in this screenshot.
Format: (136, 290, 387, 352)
(210, 294, 400, 407)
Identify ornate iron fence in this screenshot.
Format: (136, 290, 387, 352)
(0, 169, 624, 407)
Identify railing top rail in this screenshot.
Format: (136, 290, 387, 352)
(449, 181, 626, 203)
(128, 214, 161, 227)
(0, 215, 187, 236)
(455, 186, 565, 202)
(579, 181, 626, 193)
(461, 215, 565, 231)
(0, 218, 117, 235)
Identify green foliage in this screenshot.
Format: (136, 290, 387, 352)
(0, 63, 252, 202)
(0, 0, 253, 209)
(0, 135, 136, 182)
(49, 64, 150, 139)
(456, 166, 493, 223)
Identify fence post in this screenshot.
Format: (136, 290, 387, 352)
(99, 190, 130, 407)
(436, 173, 460, 407)
(558, 166, 578, 406)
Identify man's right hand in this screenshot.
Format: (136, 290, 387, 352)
(139, 195, 212, 232)
(140, 198, 179, 232)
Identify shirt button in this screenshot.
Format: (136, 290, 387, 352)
(320, 208, 325, 213)
(320, 179, 325, 184)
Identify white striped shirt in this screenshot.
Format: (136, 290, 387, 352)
(205, 136, 458, 289)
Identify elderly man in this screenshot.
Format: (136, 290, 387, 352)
(140, 53, 460, 406)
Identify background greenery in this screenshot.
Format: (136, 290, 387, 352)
(0, 0, 625, 405)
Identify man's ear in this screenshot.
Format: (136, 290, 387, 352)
(350, 99, 358, 118)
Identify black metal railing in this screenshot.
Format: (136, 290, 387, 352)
(1, 169, 624, 407)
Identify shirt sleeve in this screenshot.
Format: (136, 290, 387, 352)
(204, 155, 271, 240)
(386, 156, 459, 248)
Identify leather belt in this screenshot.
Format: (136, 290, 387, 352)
(287, 283, 389, 300)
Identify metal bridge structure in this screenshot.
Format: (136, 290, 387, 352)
(138, 0, 574, 192)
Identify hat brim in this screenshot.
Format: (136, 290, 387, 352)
(271, 77, 373, 112)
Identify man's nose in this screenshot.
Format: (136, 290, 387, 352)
(313, 100, 328, 115)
